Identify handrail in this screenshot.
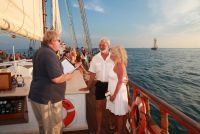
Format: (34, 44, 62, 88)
(128, 80, 200, 134)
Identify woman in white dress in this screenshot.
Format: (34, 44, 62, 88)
(106, 46, 128, 134)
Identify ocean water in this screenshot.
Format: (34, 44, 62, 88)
(4, 49, 34, 54)
(126, 48, 200, 133)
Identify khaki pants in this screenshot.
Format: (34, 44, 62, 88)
(30, 100, 63, 134)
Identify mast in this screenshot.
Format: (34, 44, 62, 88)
(42, 0, 47, 34)
(78, 0, 92, 53)
(154, 38, 157, 48)
(64, 0, 78, 48)
(51, 0, 62, 34)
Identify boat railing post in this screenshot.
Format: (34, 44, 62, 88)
(127, 83, 132, 106)
(160, 110, 169, 134)
(144, 97, 151, 120)
(133, 84, 139, 99)
(132, 84, 136, 99)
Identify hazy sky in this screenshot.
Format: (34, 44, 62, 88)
(0, 0, 200, 49)
(69, 0, 200, 48)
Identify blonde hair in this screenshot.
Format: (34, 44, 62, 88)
(111, 46, 128, 66)
(70, 48, 77, 57)
(99, 37, 110, 46)
(43, 30, 59, 45)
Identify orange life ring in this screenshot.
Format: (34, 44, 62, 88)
(62, 98, 76, 127)
(131, 96, 147, 134)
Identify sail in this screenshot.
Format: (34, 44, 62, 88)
(0, 0, 44, 41)
(154, 38, 158, 48)
(52, 0, 62, 34)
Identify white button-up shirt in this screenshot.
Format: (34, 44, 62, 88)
(89, 52, 114, 82)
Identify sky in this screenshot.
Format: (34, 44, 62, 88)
(0, 0, 200, 49)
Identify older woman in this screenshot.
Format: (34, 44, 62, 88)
(106, 46, 128, 134)
(28, 30, 72, 134)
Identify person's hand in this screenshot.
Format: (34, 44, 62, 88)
(75, 62, 82, 68)
(123, 76, 128, 84)
(79, 87, 89, 91)
(66, 73, 73, 81)
(110, 94, 116, 102)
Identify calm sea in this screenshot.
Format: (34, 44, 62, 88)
(127, 48, 200, 134)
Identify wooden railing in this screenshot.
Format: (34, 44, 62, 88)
(128, 80, 200, 134)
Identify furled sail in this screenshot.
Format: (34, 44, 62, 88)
(0, 0, 43, 41)
(52, 0, 62, 34)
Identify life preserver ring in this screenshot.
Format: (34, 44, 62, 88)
(131, 96, 147, 134)
(62, 99, 75, 127)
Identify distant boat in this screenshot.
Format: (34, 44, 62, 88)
(151, 38, 158, 50)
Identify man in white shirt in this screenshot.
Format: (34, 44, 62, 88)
(87, 38, 114, 134)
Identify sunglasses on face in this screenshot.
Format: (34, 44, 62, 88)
(52, 39, 61, 43)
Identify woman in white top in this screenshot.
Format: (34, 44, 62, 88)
(106, 46, 128, 134)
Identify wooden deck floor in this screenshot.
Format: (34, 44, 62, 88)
(64, 89, 129, 134)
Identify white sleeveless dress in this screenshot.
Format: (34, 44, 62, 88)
(106, 67, 128, 115)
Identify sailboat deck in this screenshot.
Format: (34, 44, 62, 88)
(64, 88, 129, 134)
